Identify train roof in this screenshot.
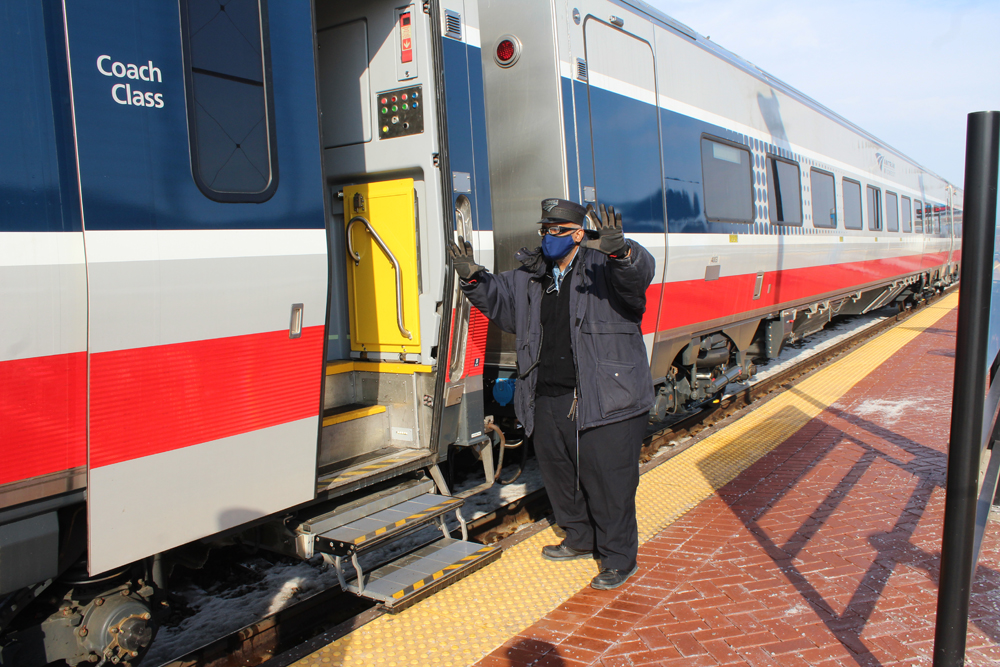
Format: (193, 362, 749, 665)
(617, 0, 959, 194)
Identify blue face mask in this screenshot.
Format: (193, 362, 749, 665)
(541, 232, 577, 261)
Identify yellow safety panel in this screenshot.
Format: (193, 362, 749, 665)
(325, 360, 433, 376)
(291, 293, 958, 667)
(344, 179, 420, 353)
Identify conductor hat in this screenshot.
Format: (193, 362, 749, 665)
(537, 198, 588, 226)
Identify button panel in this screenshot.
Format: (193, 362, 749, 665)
(378, 85, 423, 139)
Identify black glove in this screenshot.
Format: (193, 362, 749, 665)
(447, 235, 486, 281)
(583, 203, 628, 257)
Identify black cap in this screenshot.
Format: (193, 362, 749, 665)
(537, 198, 587, 226)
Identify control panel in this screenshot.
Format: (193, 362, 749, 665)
(377, 85, 423, 139)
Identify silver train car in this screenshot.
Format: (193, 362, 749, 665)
(475, 0, 961, 418)
(0, 0, 960, 664)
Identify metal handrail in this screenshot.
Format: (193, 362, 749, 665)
(346, 216, 412, 340)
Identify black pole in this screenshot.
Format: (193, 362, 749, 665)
(933, 111, 1000, 666)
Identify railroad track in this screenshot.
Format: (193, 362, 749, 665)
(152, 289, 954, 667)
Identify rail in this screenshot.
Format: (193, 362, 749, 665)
(346, 216, 412, 340)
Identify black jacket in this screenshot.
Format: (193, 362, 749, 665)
(461, 241, 656, 435)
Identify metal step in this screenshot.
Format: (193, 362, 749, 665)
(314, 493, 464, 555)
(342, 537, 502, 610)
(316, 447, 432, 496)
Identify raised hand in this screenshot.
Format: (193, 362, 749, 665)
(447, 235, 486, 280)
(583, 203, 628, 257)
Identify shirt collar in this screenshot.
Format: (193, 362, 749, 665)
(550, 252, 577, 293)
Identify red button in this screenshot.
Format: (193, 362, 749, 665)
(402, 93, 408, 100)
(391, 96, 398, 102)
(380, 97, 387, 104)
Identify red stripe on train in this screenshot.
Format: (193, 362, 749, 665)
(0, 351, 87, 486)
(89, 326, 324, 469)
(641, 251, 951, 334)
(463, 308, 489, 377)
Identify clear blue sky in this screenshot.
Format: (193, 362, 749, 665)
(645, 0, 1000, 188)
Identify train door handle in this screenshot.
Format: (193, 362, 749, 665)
(346, 216, 413, 340)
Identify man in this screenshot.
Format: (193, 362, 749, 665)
(447, 198, 655, 589)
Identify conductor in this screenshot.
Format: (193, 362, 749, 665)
(448, 198, 655, 589)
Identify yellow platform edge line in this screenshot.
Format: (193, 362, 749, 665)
(322, 405, 387, 427)
(292, 293, 958, 667)
(326, 360, 434, 376)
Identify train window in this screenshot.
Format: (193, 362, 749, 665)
(954, 208, 963, 238)
(766, 156, 802, 225)
(914, 199, 924, 233)
(180, 0, 278, 203)
(810, 169, 836, 228)
(866, 185, 882, 231)
(843, 178, 863, 230)
(700, 137, 753, 223)
(885, 192, 899, 232)
(901, 195, 912, 232)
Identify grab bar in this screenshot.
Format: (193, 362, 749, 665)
(346, 216, 413, 340)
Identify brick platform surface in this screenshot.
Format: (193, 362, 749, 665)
(477, 307, 1000, 666)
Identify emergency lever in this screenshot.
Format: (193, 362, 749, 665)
(346, 216, 413, 340)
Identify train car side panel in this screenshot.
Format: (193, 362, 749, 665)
(61, 0, 329, 574)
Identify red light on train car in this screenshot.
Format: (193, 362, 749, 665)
(494, 35, 521, 68)
(497, 40, 515, 61)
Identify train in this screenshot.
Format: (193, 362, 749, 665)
(0, 0, 961, 664)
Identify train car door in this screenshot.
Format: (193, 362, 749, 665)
(581, 17, 667, 355)
(63, 0, 329, 575)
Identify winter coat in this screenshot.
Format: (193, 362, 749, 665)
(461, 241, 656, 436)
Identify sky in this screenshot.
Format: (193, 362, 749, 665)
(644, 0, 1000, 188)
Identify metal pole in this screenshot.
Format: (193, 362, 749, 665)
(933, 111, 1000, 666)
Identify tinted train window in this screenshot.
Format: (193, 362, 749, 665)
(701, 138, 753, 223)
(866, 185, 882, 231)
(843, 178, 863, 230)
(914, 200, 924, 233)
(885, 192, 899, 232)
(766, 156, 802, 225)
(901, 195, 912, 232)
(180, 0, 278, 202)
(810, 169, 836, 228)
(954, 208, 963, 238)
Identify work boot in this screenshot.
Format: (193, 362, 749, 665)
(541, 544, 593, 561)
(590, 564, 639, 590)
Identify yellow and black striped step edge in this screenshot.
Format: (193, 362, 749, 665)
(317, 449, 426, 489)
(389, 544, 498, 601)
(347, 497, 463, 548)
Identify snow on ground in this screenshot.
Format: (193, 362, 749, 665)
(142, 308, 896, 666)
(724, 309, 895, 395)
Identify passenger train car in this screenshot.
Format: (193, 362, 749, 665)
(0, 0, 960, 664)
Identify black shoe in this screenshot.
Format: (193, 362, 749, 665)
(541, 544, 593, 561)
(590, 564, 639, 590)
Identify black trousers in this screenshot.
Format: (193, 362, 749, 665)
(533, 392, 645, 571)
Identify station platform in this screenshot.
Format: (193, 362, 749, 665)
(288, 291, 1000, 666)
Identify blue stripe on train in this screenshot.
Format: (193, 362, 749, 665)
(443, 38, 492, 231)
(0, 0, 82, 232)
(60, 0, 325, 231)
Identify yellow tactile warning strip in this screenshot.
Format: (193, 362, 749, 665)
(349, 498, 463, 548)
(292, 293, 958, 667)
(390, 545, 499, 601)
(322, 405, 387, 428)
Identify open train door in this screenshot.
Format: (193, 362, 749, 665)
(63, 1, 329, 575)
(581, 15, 667, 358)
